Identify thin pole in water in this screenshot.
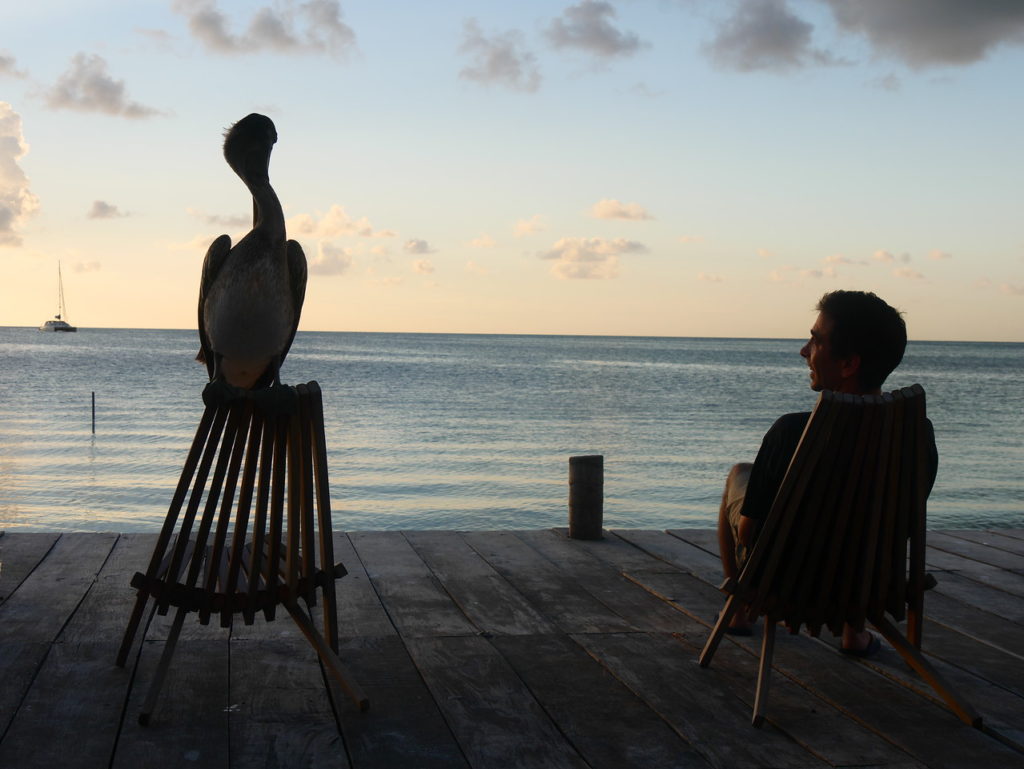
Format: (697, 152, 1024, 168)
(92, 392, 96, 434)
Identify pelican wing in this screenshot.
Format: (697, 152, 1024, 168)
(197, 234, 232, 377)
(279, 238, 308, 369)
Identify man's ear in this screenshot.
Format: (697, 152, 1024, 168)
(839, 353, 861, 381)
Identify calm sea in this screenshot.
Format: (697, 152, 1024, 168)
(0, 328, 1020, 532)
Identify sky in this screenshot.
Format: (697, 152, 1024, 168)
(2, 0, 1023, 341)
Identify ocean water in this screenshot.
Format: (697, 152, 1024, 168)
(0, 328, 1020, 532)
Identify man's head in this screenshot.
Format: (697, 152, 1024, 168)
(800, 290, 907, 394)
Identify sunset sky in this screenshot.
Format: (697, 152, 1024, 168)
(3, 1, 1023, 340)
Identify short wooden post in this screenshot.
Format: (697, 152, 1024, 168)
(568, 454, 603, 540)
(91, 392, 96, 434)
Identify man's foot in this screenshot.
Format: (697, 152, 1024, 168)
(723, 606, 757, 636)
(840, 631, 881, 658)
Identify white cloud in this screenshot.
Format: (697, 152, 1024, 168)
(893, 267, 924, 280)
(465, 260, 489, 276)
(823, 253, 867, 265)
(514, 215, 546, 237)
(869, 73, 902, 91)
(404, 238, 435, 254)
(45, 54, 162, 118)
(545, 1, 646, 59)
(539, 236, 646, 279)
(0, 103, 39, 247)
(678, 235, 703, 245)
(0, 53, 27, 79)
(999, 283, 1024, 296)
(756, 247, 774, 258)
(287, 205, 393, 239)
(705, 0, 848, 72)
(87, 200, 129, 219)
(697, 272, 723, 283)
(820, 0, 1024, 68)
(872, 249, 911, 264)
(768, 264, 827, 282)
(187, 207, 250, 229)
(469, 234, 496, 248)
(928, 249, 953, 260)
(590, 198, 654, 221)
(459, 18, 541, 92)
(174, 0, 356, 58)
(73, 260, 101, 273)
(412, 258, 435, 274)
(308, 242, 353, 275)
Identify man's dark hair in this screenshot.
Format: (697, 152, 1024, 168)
(817, 290, 907, 390)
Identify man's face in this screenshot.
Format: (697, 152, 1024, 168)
(799, 312, 847, 392)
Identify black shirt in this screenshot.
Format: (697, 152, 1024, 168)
(740, 411, 939, 523)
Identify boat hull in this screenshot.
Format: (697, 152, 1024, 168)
(39, 319, 77, 332)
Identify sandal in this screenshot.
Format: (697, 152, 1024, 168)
(840, 633, 881, 658)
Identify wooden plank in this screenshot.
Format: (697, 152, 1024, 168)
(633, 552, 1024, 759)
(228, 638, 347, 769)
(403, 635, 589, 769)
(0, 642, 131, 769)
(612, 529, 723, 584)
(61, 534, 159, 645)
(766, 629, 1024, 768)
(0, 532, 118, 643)
(928, 531, 1024, 572)
(330, 532, 397, 638)
(491, 633, 712, 768)
(112, 639, 230, 769)
(516, 529, 696, 633)
(547, 527, 686, 574)
(666, 528, 720, 558)
(925, 547, 1024, 597)
(575, 631, 825, 768)
(614, 569, 942, 765)
(931, 572, 1024, 625)
(461, 530, 634, 634)
(348, 531, 476, 637)
(924, 589, 1024, 657)
(0, 533, 118, 736)
(944, 530, 1024, 557)
(404, 530, 555, 635)
(0, 532, 59, 604)
(334, 635, 469, 769)
(0, 641, 49, 737)
(0, 535, 157, 768)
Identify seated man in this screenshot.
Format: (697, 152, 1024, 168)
(716, 289, 937, 655)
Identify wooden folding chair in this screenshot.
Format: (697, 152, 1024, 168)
(115, 381, 368, 724)
(699, 385, 981, 729)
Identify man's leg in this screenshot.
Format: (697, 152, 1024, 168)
(717, 462, 753, 632)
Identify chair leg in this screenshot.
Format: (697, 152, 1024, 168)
(285, 599, 369, 712)
(138, 606, 188, 726)
(873, 616, 982, 728)
(752, 619, 776, 728)
(699, 594, 741, 668)
(116, 592, 151, 667)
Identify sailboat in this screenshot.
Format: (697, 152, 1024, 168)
(39, 262, 77, 332)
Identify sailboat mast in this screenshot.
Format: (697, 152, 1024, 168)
(57, 261, 65, 320)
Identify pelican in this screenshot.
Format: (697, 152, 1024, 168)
(197, 113, 306, 405)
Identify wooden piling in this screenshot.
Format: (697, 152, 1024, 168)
(568, 454, 603, 540)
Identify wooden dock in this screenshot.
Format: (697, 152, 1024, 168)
(1, 528, 1022, 769)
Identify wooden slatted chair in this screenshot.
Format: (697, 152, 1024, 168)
(698, 385, 981, 729)
(115, 381, 368, 724)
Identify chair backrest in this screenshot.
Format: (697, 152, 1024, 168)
(739, 385, 929, 638)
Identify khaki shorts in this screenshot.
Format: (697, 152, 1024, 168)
(725, 463, 752, 569)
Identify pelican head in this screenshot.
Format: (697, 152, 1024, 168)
(223, 113, 278, 187)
